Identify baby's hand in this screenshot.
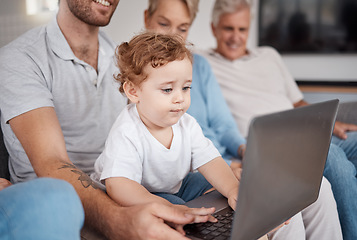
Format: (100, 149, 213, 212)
(227, 188, 238, 210)
(230, 161, 243, 180)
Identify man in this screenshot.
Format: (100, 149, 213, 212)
(0, 0, 215, 239)
(198, 0, 357, 239)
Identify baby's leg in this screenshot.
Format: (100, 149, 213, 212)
(153, 172, 212, 204)
(176, 172, 213, 203)
(153, 192, 186, 205)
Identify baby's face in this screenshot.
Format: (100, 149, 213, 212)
(136, 57, 192, 130)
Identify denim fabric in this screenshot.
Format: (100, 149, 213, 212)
(153, 172, 213, 205)
(324, 132, 357, 240)
(0, 178, 84, 240)
(331, 132, 357, 170)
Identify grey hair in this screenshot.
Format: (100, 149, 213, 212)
(211, 0, 251, 26)
(147, 0, 200, 23)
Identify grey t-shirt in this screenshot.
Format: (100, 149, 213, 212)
(0, 18, 127, 183)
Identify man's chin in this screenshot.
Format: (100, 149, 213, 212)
(223, 51, 246, 61)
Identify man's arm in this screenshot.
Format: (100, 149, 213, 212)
(9, 107, 126, 238)
(9, 107, 215, 240)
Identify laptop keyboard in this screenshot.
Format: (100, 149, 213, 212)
(184, 207, 234, 240)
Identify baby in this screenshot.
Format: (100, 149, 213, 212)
(94, 32, 239, 211)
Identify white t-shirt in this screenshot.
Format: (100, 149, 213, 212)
(197, 47, 304, 137)
(93, 104, 221, 194)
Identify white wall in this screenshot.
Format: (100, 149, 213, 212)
(103, 0, 357, 83)
(0, 0, 356, 82)
(102, 0, 256, 53)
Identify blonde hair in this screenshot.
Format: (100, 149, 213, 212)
(114, 31, 193, 93)
(147, 0, 200, 23)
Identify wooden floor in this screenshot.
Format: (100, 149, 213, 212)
(299, 85, 357, 93)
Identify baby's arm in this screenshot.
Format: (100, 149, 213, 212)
(198, 157, 239, 210)
(106, 177, 217, 223)
(106, 177, 172, 207)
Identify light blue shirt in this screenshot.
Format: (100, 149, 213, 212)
(187, 54, 246, 163)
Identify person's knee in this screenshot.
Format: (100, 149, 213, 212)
(34, 178, 84, 223)
(326, 144, 345, 165)
(0, 178, 84, 239)
(332, 131, 357, 148)
(325, 143, 356, 177)
(325, 144, 349, 171)
(16, 178, 85, 232)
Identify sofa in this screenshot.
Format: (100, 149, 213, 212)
(0, 101, 356, 240)
(1, 100, 356, 181)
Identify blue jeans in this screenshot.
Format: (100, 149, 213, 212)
(0, 178, 84, 240)
(153, 172, 213, 205)
(324, 132, 357, 240)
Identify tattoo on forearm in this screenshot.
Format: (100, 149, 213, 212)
(59, 162, 98, 189)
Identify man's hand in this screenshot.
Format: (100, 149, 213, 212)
(173, 205, 217, 225)
(0, 178, 12, 191)
(333, 121, 357, 139)
(115, 203, 216, 240)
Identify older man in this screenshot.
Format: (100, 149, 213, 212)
(197, 0, 357, 239)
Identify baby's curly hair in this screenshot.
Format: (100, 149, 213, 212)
(114, 31, 193, 93)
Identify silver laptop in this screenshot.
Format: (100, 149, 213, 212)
(184, 99, 339, 240)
